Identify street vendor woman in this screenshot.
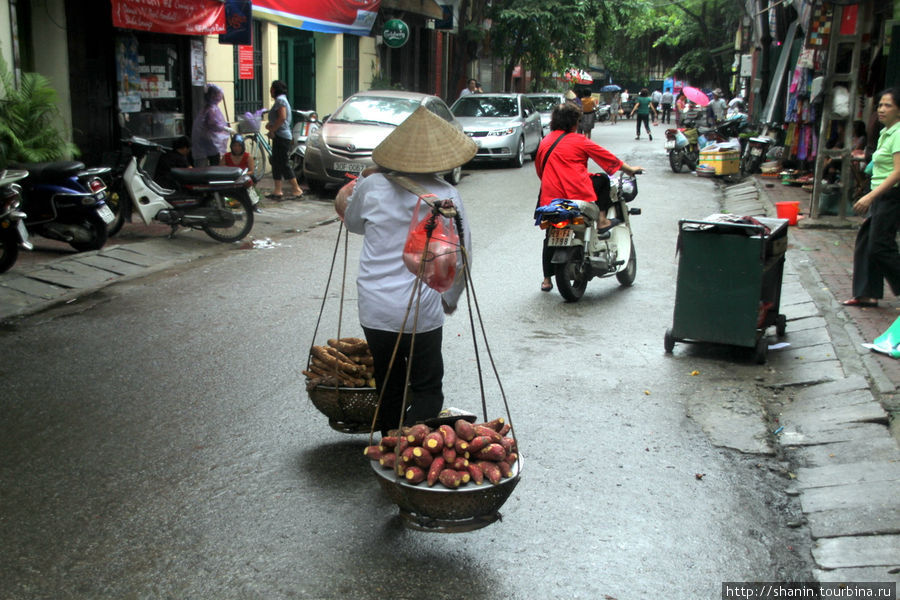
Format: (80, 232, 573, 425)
(334, 107, 476, 435)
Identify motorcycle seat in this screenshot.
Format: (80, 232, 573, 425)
(170, 166, 243, 185)
(697, 126, 715, 135)
(10, 161, 86, 181)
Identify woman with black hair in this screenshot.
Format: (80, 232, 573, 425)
(629, 88, 657, 140)
(265, 80, 303, 200)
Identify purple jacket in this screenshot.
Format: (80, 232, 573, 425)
(191, 84, 230, 160)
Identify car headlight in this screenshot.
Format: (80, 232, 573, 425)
(308, 131, 321, 145)
(488, 127, 516, 136)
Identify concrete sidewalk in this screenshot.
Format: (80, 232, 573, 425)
(722, 178, 899, 586)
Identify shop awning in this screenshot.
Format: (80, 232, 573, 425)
(252, 0, 381, 35)
(111, 0, 226, 35)
(380, 0, 443, 19)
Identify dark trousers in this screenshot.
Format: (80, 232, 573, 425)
(852, 187, 900, 299)
(661, 103, 672, 123)
(636, 114, 651, 137)
(363, 326, 444, 434)
(271, 135, 294, 181)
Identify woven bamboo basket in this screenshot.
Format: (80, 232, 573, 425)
(306, 381, 379, 434)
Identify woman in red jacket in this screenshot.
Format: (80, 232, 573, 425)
(535, 102, 643, 292)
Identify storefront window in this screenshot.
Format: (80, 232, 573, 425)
(115, 32, 187, 140)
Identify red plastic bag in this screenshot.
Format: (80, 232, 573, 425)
(402, 197, 460, 293)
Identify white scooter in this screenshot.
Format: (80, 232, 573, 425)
(108, 137, 256, 243)
(535, 171, 642, 302)
(289, 109, 319, 181)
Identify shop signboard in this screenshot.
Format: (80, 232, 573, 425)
(238, 45, 254, 80)
(252, 0, 380, 35)
(111, 0, 226, 35)
(383, 19, 410, 48)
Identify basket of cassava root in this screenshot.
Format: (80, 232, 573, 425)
(366, 415, 521, 532)
(303, 337, 379, 433)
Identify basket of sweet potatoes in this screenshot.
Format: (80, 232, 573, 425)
(365, 416, 521, 532)
(304, 337, 379, 433)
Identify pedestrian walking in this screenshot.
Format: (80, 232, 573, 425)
(265, 80, 303, 200)
(609, 92, 619, 125)
(630, 88, 657, 140)
(333, 106, 475, 434)
(843, 87, 900, 308)
(660, 89, 674, 124)
(578, 88, 598, 139)
(651, 89, 662, 113)
(710, 89, 727, 125)
(675, 91, 687, 127)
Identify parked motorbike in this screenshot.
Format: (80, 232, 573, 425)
(741, 129, 777, 176)
(665, 126, 700, 173)
(11, 160, 113, 252)
(108, 137, 255, 243)
(535, 171, 642, 302)
(0, 169, 32, 272)
(289, 109, 319, 181)
(595, 103, 611, 122)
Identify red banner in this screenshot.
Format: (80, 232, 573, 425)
(111, 0, 226, 35)
(252, 0, 380, 35)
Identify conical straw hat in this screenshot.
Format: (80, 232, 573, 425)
(372, 105, 477, 173)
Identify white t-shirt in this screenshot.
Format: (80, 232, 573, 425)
(344, 172, 470, 333)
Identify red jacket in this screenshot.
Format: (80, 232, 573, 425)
(535, 131, 623, 206)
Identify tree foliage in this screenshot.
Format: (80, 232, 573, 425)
(0, 56, 78, 166)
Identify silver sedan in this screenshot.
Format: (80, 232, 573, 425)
(450, 93, 543, 168)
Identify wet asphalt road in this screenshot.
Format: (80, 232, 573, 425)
(0, 122, 813, 598)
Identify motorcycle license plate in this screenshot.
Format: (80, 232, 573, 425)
(750, 147, 762, 156)
(334, 162, 364, 174)
(547, 228, 575, 247)
(664, 140, 676, 150)
(96, 204, 115, 224)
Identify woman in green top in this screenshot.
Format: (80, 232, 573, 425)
(844, 87, 900, 307)
(630, 88, 657, 141)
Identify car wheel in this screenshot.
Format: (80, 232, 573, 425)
(511, 137, 525, 168)
(444, 165, 463, 185)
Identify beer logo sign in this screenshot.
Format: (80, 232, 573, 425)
(383, 19, 409, 48)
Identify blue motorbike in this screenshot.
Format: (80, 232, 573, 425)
(12, 160, 114, 251)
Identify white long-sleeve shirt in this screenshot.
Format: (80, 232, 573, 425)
(344, 172, 470, 333)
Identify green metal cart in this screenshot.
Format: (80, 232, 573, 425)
(664, 217, 789, 364)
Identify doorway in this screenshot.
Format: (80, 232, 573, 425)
(278, 28, 315, 111)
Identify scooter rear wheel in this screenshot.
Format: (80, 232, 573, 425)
(202, 190, 255, 243)
(616, 241, 636, 286)
(0, 229, 19, 273)
(669, 151, 683, 173)
(68, 212, 109, 252)
(554, 248, 588, 302)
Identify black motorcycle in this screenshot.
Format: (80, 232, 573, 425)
(0, 169, 32, 272)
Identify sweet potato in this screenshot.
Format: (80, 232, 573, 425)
(452, 456, 469, 471)
(454, 419, 476, 442)
(497, 460, 513, 478)
(405, 424, 431, 446)
(363, 445, 383, 460)
(396, 436, 410, 454)
(404, 466, 426, 484)
(423, 432, 444, 453)
(467, 463, 484, 485)
(438, 469, 464, 489)
(474, 425, 503, 443)
(438, 424, 457, 448)
(504, 452, 519, 466)
(379, 452, 396, 469)
(442, 447, 457, 464)
(454, 439, 469, 455)
(467, 435, 493, 455)
(478, 460, 502, 484)
(476, 443, 506, 463)
(327, 337, 368, 356)
(412, 446, 433, 468)
(498, 423, 511, 436)
(400, 447, 416, 464)
(499, 436, 516, 453)
(426, 457, 446, 487)
(379, 435, 399, 449)
(481, 417, 505, 432)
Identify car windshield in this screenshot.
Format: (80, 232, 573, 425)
(330, 96, 421, 126)
(529, 96, 561, 112)
(452, 97, 518, 118)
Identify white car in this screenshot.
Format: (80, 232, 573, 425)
(524, 92, 565, 136)
(450, 93, 543, 168)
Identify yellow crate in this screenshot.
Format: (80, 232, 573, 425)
(698, 150, 740, 175)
